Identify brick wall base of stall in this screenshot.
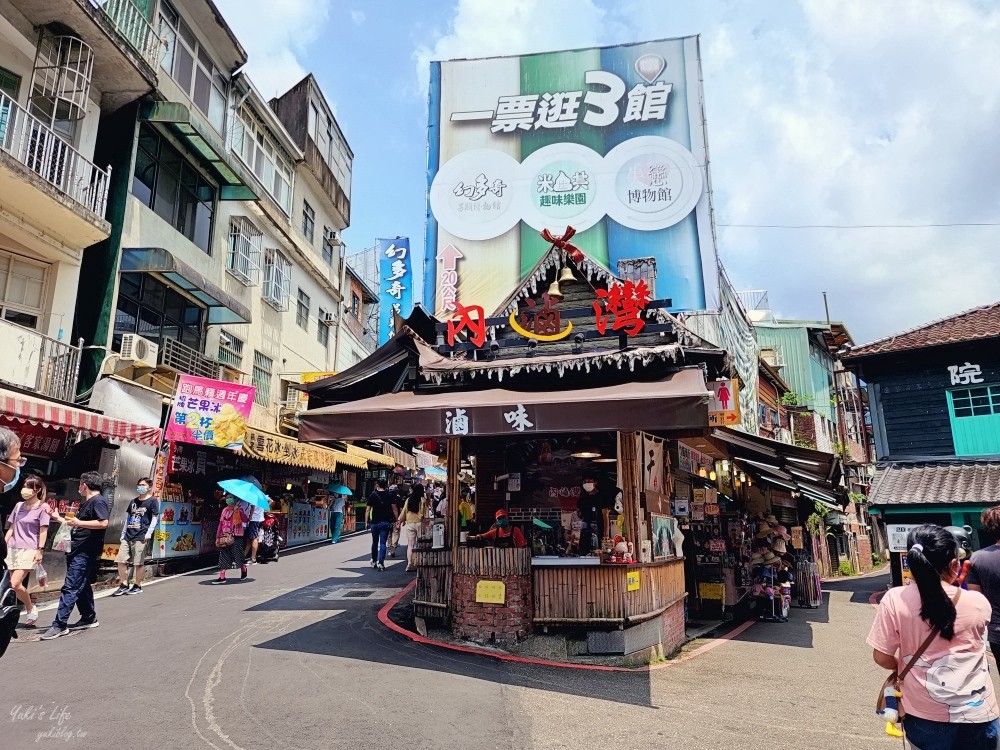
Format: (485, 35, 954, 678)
(451, 572, 533, 645)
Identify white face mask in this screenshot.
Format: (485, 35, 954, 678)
(20, 487, 34, 500)
(583, 482, 596, 493)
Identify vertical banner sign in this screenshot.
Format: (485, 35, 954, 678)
(164, 374, 255, 451)
(378, 237, 413, 345)
(424, 36, 718, 319)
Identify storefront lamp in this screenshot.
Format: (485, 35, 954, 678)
(570, 435, 601, 459)
(739, 471, 746, 483)
(285, 483, 293, 491)
(721, 460, 730, 472)
(698, 466, 708, 478)
(709, 470, 717, 481)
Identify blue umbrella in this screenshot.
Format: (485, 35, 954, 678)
(218, 478, 270, 510)
(326, 482, 352, 496)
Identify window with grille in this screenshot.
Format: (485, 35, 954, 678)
(302, 200, 315, 243)
(226, 217, 262, 285)
(296, 288, 310, 330)
(317, 308, 330, 347)
(322, 226, 336, 265)
(616, 257, 657, 296)
(252, 351, 273, 407)
(950, 386, 1000, 418)
(262, 248, 291, 311)
(218, 331, 244, 369)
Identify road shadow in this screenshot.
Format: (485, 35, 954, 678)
(824, 573, 890, 605)
(730, 592, 831, 649)
(250, 554, 657, 708)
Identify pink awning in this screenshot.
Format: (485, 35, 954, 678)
(2, 389, 161, 446)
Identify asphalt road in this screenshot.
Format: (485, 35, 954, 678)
(0, 536, 965, 750)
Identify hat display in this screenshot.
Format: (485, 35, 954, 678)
(762, 551, 780, 565)
(751, 553, 764, 565)
(756, 527, 773, 539)
(765, 514, 779, 525)
(771, 538, 787, 555)
(775, 525, 791, 540)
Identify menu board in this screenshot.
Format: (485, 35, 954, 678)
(153, 501, 202, 558)
(287, 502, 313, 546)
(310, 507, 330, 542)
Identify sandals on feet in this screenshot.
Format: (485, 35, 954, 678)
(25, 607, 39, 625)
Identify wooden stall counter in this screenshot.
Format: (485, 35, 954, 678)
(532, 557, 686, 628)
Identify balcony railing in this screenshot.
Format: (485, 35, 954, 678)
(95, 0, 163, 69)
(0, 93, 111, 217)
(160, 337, 222, 380)
(0, 318, 81, 401)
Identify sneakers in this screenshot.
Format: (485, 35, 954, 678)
(111, 583, 130, 597)
(211, 577, 227, 585)
(126, 585, 143, 595)
(370, 560, 377, 569)
(376, 562, 386, 571)
(240, 566, 248, 580)
(39, 625, 69, 640)
(68, 617, 99, 630)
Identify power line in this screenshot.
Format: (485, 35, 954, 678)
(718, 222, 1000, 229)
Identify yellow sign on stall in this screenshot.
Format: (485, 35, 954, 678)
(475, 580, 506, 604)
(626, 570, 641, 592)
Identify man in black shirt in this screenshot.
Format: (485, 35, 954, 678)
(576, 471, 613, 554)
(112, 476, 159, 597)
(41, 471, 109, 640)
(366, 479, 398, 571)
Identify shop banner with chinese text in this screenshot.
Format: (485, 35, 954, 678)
(164, 375, 254, 451)
(424, 36, 718, 319)
(378, 237, 413, 344)
(240, 426, 338, 472)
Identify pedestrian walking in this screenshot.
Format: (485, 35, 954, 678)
(967, 506, 1000, 664)
(868, 524, 999, 747)
(111, 476, 158, 596)
(41, 471, 110, 640)
(330, 493, 347, 543)
(396, 483, 426, 572)
(3, 476, 51, 625)
(244, 500, 265, 564)
(387, 483, 401, 557)
(212, 495, 248, 585)
(366, 479, 398, 571)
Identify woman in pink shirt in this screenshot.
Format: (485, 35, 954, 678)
(868, 525, 999, 748)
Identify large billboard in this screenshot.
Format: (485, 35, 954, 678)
(377, 237, 413, 345)
(424, 36, 718, 318)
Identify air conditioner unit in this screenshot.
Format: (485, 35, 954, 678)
(319, 311, 336, 326)
(119, 334, 159, 368)
(774, 427, 792, 444)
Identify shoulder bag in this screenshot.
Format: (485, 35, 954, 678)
(875, 586, 963, 721)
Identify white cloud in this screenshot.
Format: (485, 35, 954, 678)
(214, 0, 332, 98)
(417, 0, 1000, 342)
(351, 10, 366, 26)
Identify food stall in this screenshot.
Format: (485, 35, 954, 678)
(300, 239, 731, 658)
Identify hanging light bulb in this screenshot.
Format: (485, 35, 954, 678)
(739, 471, 746, 483)
(746, 475, 752, 487)
(721, 460, 730, 473)
(709, 470, 717, 481)
(734, 476, 742, 487)
(698, 466, 708, 478)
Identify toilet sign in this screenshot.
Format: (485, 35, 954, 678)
(888, 524, 918, 553)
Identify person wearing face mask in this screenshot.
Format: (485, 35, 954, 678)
(41, 471, 110, 640)
(111, 477, 159, 597)
(212, 494, 248, 585)
(0, 425, 25, 498)
(3, 476, 51, 626)
(576, 472, 612, 555)
(469, 510, 526, 548)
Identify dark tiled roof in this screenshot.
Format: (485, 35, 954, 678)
(844, 301, 1000, 359)
(868, 459, 1000, 507)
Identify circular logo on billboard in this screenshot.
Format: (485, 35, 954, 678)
(429, 149, 521, 241)
(604, 136, 703, 230)
(519, 143, 604, 233)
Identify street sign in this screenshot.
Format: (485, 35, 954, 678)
(888, 524, 918, 553)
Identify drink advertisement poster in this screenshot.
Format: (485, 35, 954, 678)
(424, 36, 718, 319)
(164, 375, 255, 451)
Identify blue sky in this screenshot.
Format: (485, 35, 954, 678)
(217, 0, 1000, 344)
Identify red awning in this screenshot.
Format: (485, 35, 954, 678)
(2, 389, 161, 446)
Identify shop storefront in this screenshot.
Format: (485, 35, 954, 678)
(300, 240, 738, 659)
(0, 385, 162, 589)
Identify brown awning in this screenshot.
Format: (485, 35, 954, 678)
(299, 368, 709, 441)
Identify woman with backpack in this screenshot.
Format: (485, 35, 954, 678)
(868, 524, 999, 748)
(212, 495, 248, 585)
(395, 483, 426, 572)
(3, 476, 50, 625)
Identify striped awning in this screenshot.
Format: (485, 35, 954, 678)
(346, 444, 395, 467)
(2, 388, 161, 446)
